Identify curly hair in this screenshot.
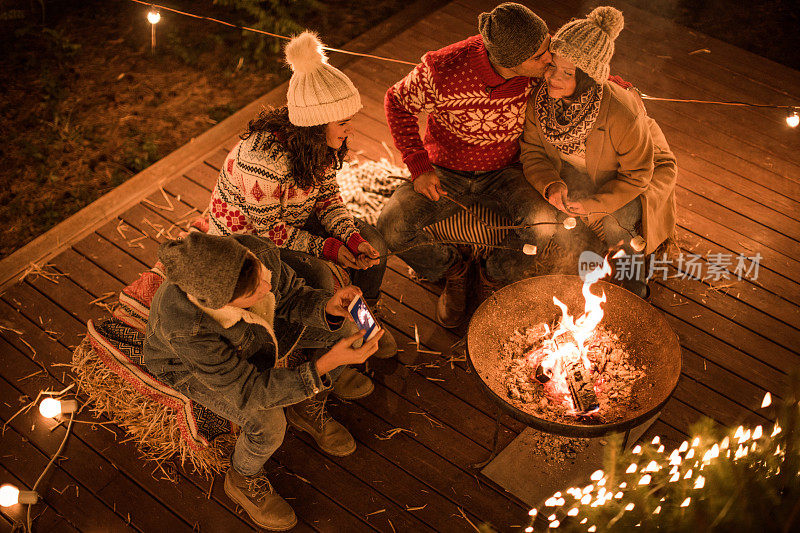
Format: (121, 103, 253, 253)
(241, 106, 347, 189)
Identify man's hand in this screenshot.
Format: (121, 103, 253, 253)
(336, 246, 358, 269)
(325, 285, 362, 319)
(564, 199, 587, 216)
(315, 330, 384, 375)
(545, 182, 571, 214)
(354, 241, 380, 269)
(413, 171, 447, 201)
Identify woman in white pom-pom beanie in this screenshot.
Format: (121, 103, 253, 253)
(206, 33, 397, 391)
(519, 6, 677, 299)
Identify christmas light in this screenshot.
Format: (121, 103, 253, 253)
(147, 9, 161, 53)
(625, 503, 635, 511)
(638, 474, 651, 485)
(787, 111, 799, 128)
(694, 476, 705, 489)
(568, 507, 579, 516)
(653, 506, 661, 514)
(528, 509, 537, 516)
(753, 426, 763, 440)
(626, 463, 637, 473)
(678, 441, 688, 453)
(0, 484, 38, 507)
(588, 526, 596, 532)
(632, 445, 642, 454)
(761, 392, 772, 408)
(39, 398, 77, 418)
(549, 520, 560, 528)
(590, 470, 604, 481)
(692, 437, 700, 447)
(525, 528, 533, 533)
(651, 436, 660, 445)
(681, 497, 691, 507)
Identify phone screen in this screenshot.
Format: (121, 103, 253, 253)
(349, 296, 378, 341)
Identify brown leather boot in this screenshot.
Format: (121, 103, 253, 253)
(224, 468, 297, 531)
(286, 394, 356, 456)
(333, 366, 374, 400)
(476, 263, 503, 307)
(436, 260, 469, 328)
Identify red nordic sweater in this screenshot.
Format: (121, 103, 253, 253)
(385, 35, 538, 179)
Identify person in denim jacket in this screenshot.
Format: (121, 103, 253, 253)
(143, 232, 382, 531)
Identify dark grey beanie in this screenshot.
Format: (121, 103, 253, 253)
(158, 232, 249, 309)
(478, 2, 549, 68)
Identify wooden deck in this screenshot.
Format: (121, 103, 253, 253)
(2, 0, 799, 530)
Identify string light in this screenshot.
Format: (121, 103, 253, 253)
(39, 398, 78, 418)
(147, 8, 161, 53)
(787, 111, 799, 128)
(0, 484, 38, 507)
(761, 392, 772, 408)
(146, 9, 161, 24)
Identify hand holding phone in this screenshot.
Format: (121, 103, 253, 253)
(347, 295, 381, 342)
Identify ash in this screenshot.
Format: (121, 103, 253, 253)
(502, 323, 644, 425)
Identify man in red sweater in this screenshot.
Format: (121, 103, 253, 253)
(377, 3, 555, 328)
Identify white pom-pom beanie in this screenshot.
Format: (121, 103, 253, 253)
(550, 6, 624, 84)
(284, 31, 362, 127)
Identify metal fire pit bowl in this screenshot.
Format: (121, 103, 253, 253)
(467, 275, 682, 438)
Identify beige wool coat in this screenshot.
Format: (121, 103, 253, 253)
(520, 81, 677, 255)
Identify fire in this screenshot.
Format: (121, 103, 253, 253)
(528, 257, 613, 414)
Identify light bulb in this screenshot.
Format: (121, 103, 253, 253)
(0, 484, 38, 507)
(787, 111, 799, 128)
(147, 10, 161, 24)
(761, 391, 772, 407)
(39, 398, 77, 418)
(563, 217, 577, 230)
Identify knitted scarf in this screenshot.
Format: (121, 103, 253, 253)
(534, 82, 603, 156)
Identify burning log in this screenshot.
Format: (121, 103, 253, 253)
(563, 356, 600, 413)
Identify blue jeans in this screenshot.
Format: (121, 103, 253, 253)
(281, 216, 387, 303)
(162, 328, 344, 477)
(376, 164, 554, 283)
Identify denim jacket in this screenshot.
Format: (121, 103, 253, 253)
(143, 235, 339, 411)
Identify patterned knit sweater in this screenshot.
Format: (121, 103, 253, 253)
(208, 131, 366, 261)
(385, 35, 537, 179)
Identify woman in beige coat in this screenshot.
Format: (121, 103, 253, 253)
(520, 6, 676, 297)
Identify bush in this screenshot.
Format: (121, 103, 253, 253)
(213, 0, 325, 66)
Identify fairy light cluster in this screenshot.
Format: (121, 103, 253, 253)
(524, 391, 788, 531)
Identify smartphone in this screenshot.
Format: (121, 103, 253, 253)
(347, 295, 381, 341)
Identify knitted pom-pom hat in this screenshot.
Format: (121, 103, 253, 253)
(285, 31, 362, 127)
(550, 6, 624, 84)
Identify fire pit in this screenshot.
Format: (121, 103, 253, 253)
(467, 274, 681, 438)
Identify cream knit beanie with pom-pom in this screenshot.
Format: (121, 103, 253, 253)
(285, 31, 362, 127)
(550, 6, 624, 84)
